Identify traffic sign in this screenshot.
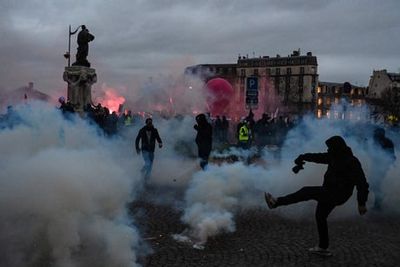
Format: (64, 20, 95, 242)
(246, 77, 258, 91)
(246, 76, 259, 109)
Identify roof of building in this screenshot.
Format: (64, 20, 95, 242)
(319, 81, 365, 89)
(387, 73, 400, 82)
(0, 83, 51, 109)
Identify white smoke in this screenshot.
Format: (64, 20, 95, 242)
(120, 72, 208, 116)
(0, 101, 142, 267)
(178, 102, 399, 244)
(2, 96, 399, 259)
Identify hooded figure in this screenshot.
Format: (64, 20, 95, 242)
(135, 118, 163, 179)
(265, 136, 369, 256)
(194, 113, 213, 169)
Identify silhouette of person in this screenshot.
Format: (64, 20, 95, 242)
(135, 118, 163, 179)
(194, 114, 213, 170)
(265, 136, 369, 256)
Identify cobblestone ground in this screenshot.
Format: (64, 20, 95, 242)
(129, 192, 400, 267)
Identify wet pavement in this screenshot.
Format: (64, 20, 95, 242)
(129, 198, 400, 267)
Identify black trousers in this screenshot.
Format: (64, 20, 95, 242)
(276, 186, 336, 249)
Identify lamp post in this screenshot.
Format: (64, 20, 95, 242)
(64, 25, 82, 67)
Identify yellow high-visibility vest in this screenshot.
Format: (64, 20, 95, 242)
(124, 116, 132, 126)
(239, 125, 249, 141)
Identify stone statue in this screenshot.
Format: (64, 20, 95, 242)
(72, 25, 95, 67)
(63, 67, 97, 110)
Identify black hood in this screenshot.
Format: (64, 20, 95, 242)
(196, 113, 208, 125)
(325, 136, 353, 157)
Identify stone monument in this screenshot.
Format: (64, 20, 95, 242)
(63, 25, 96, 112)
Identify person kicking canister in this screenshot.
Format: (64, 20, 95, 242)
(265, 136, 369, 257)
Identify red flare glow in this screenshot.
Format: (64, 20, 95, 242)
(96, 89, 125, 113)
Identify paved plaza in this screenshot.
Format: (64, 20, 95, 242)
(130, 195, 400, 267)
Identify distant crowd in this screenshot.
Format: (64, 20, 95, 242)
(1, 98, 397, 155)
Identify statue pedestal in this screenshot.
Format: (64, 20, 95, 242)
(63, 66, 97, 112)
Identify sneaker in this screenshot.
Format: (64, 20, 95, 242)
(264, 192, 277, 209)
(308, 246, 333, 257)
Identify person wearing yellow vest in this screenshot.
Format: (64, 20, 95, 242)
(238, 120, 251, 149)
(124, 110, 133, 127)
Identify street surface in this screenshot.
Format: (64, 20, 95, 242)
(130, 193, 400, 267)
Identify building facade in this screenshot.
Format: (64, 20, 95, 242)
(316, 81, 366, 119)
(367, 69, 400, 98)
(367, 70, 400, 124)
(185, 50, 318, 117)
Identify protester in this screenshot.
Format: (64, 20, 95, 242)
(238, 119, 251, 149)
(194, 113, 213, 170)
(265, 136, 369, 257)
(221, 116, 229, 144)
(214, 115, 223, 143)
(135, 118, 163, 179)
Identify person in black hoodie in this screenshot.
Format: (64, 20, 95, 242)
(265, 136, 369, 257)
(194, 114, 213, 170)
(135, 118, 163, 179)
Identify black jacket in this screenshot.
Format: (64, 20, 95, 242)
(135, 126, 162, 152)
(300, 150, 369, 206)
(194, 114, 213, 158)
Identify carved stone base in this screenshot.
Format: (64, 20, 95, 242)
(63, 66, 97, 112)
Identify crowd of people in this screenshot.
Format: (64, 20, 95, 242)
(58, 97, 136, 136)
(211, 110, 296, 150)
(1, 99, 398, 258)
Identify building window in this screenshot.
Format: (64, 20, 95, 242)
(317, 109, 322, 119)
(326, 98, 331, 105)
(266, 68, 271, 76)
(286, 68, 291, 75)
(240, 69, 246, 76)
(276, 68, 280, 75)
(254, 69, 258, 76)
(300, 67, 304, 74)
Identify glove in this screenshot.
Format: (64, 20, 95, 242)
(292, 164, 304, 174)
(159, 143, 163, 148)
(294, 155, 305, 166)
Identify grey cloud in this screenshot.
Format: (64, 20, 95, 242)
(0, 0, 399, 93)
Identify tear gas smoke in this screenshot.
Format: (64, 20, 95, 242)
(119, 73, 208, 116)
(178, 102, 399, 245)
(2, 83, 399, 257)
(0, 102, 142, 267)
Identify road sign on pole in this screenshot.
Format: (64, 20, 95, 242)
(247, 77, 258, 91)
(246, 77, 259, 109)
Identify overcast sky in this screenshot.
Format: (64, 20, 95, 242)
(0, 0, 399, 94)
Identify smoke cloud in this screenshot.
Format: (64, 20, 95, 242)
(0, 102, 142, 267)
(1, 81, 399, 261)
(177, 102, 399, 245)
